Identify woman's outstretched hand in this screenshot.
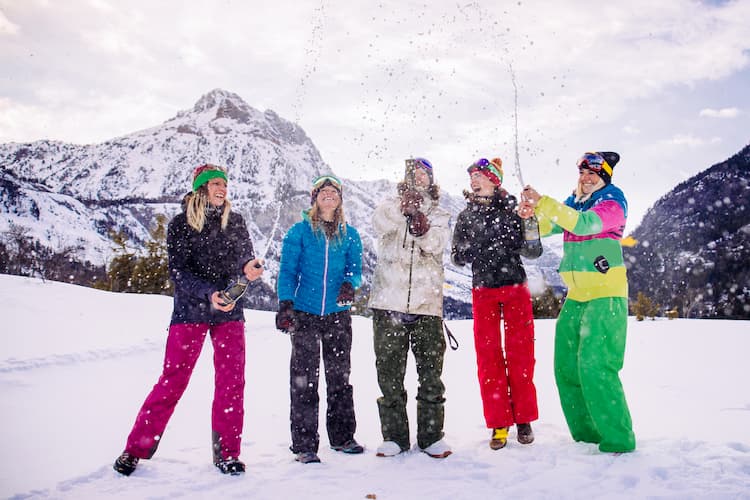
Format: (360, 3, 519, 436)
(243, 258, 264, 281)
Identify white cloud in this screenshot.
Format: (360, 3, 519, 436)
(623, 125, 641, 135)
(1, 0, 749, 227)
(0, 10, 20, 35)
(663, 134, 723, 147)
(699, 107, 741, 118)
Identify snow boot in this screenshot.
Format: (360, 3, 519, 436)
(517, 423, 534, 444)
(295, 451, 321, 464)
(214, 458, 246, 475)
(376, 441, 406, 457)
(420, 439, 452, 459)
(331, 439, 364, 454)
(113, 452, 139, 476)
(490, 427, 508, 450)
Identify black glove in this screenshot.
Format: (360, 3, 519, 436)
(275, 300, 297, 334)
(336, 281, 355, 307)
(400, 189, 423, 216)
(407, 211, 430, 237)
(451, 245, 474, 267)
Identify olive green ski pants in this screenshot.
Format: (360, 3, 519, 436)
(373, 310, 446, 450)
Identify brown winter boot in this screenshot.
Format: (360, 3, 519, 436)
(517, 423, 535, 444)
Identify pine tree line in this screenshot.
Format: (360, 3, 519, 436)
(92, 214, 173, 295)
(0, 222, 105, 285)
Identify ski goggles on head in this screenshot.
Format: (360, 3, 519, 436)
(576, 152, 612, 176)
(414, 157, 433, 171)
(312, 174, 342, 191)
(467, 158, 503, 184)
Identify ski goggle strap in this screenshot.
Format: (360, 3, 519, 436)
(312, 174, 343, 191)
(576, 152, 613, 177)
(467, 158, 503, 185)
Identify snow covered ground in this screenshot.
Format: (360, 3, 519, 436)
(2, 274, 749, 499)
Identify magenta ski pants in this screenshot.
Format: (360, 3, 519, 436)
(124, 321, 246, 462)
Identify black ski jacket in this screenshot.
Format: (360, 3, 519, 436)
(167, 205, 255, 325)
(451, 189, 529, 289)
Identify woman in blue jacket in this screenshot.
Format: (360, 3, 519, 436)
(276, 174, 364, 464)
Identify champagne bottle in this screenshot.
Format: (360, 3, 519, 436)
(218, 260, 263, 305)
(219, 276, 249, 306)
(521, 216, 543, 259)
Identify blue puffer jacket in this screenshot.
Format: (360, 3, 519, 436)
(277, 211, 363, 316)
(167, 205, 255, 325)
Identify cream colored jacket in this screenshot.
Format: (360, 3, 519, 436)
(368, 192, 451, 317)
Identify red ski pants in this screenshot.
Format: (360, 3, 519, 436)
(472, 284, 538, 428)
(125, 321, 245, 461)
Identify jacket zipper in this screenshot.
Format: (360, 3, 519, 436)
(321, 237, 330, 315)
(403, 219, 415, 313)
(406, 241, 415, 312)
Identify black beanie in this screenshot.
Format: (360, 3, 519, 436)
(596, 151, 620, 184)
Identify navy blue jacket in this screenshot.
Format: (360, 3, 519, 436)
(167, 205, 255, 325)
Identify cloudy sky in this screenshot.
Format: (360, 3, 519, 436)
(1, 0, 749, 228)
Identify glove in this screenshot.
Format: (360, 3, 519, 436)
(275, 300, 297, 334)
(407, 211, 430, 237)
(400, 189, 423, 216)
(336, 281, 355, 307)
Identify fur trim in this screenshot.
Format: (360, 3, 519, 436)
(398, 181, 440, 201)
(463, 187, 516, 211)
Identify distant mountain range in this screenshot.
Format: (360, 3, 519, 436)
(624, 144, 750, 318)
(0, 89, 564, 318)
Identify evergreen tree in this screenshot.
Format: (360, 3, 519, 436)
(632, 291, 660, 321)
(130, 215, 172, 295)
(532, 286, 564, 319)
(103, 229, 137, 293)
(99, 216, 172, 295)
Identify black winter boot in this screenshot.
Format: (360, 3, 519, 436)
(215, 458, 246, 475)
(113, 452, 139, 476)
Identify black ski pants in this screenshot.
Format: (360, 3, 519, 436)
(289, 310, 356, 454)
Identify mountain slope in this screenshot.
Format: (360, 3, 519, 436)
(624, 144, 750, 318)
(0, 89, 563, 314)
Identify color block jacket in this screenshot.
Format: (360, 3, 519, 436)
(535, 183, 628, 302)
(368, 193, 451, 317)
(277, 211, 363, 316)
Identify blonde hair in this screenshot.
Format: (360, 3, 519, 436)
(185, 186, 231, 232)
(309, 202, 347, 240)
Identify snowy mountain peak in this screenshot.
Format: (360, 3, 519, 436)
(191, 88, 250, 116)
(166, 88, 309, 147)
(0, 88, 564, 313)
(169, 88, 264, 130)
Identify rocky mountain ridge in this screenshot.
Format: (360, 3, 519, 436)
(624, 144, 750, 318)
(0, 89, 564, 316)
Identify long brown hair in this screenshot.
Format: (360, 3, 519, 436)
(185, 185, 231, 232)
